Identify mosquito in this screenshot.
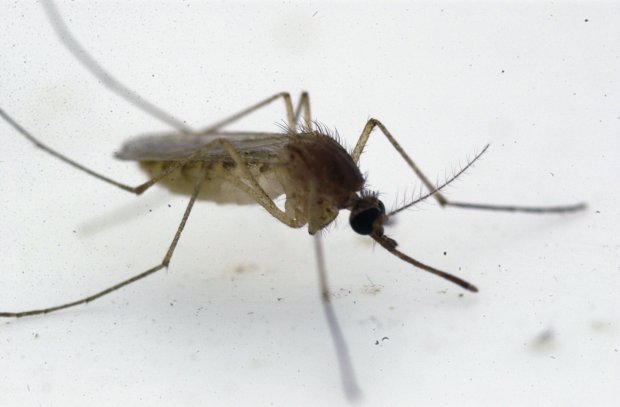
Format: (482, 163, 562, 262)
(0, 1, 586, 401)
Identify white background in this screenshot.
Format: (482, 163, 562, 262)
(1, 1, 618, 406)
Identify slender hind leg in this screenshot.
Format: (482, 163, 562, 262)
(1, 109, 311, 210)
(43, 2, 313, 134)
(352, 118, 586, 214)
(294, 92, 312, 129)
(307, 182, 361, 401)
(2, 91, 311, 195)
(0, 109, 261, 196)
(0, 163, 209, 318)
(199, 92, 312, 134)
(42, 0, 192, 133)
(210, 141, 307, 229)
(0, 129, 300, 317)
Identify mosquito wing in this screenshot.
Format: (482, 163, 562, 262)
(115, 131, 290, 163)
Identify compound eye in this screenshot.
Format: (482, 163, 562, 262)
(349, 208, 381, 235)
(349, 200, 385, 235)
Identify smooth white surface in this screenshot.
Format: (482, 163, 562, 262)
(1, 1, 618, 406)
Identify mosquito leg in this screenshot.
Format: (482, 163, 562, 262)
(1, 108, 140, 193)
(200, 92, 294, 132)
(3, 109, 295, 199)
(42, 0, 192, 133)
(352, 118, 586, 214)
(44, 3, 315, 138)
(223, 172, 359, 396)
(351, 119, 446, 204)
(307, 182, 361, 401)
(313, 233, 362, 401)
(0, 163, 209, 318)
(199, 91, 312, 134)
(1, 109, 224, 195)
(205, 139, 306, 228)
(2, 105, 300, 225)
(444, 201, 586, 213)
(221, 174, 304, 228)
(44, 2, 315, 136)
(293, 91, 312, 130)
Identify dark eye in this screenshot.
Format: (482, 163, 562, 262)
(349, 199, 386, 235)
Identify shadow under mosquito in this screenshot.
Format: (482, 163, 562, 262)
(77, 190, 171, 236)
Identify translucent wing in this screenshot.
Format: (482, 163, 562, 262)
(115, 131, 289, 163)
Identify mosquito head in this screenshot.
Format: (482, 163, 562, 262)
(347, 192, 477, 292)
(348, 192, 388, 236)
